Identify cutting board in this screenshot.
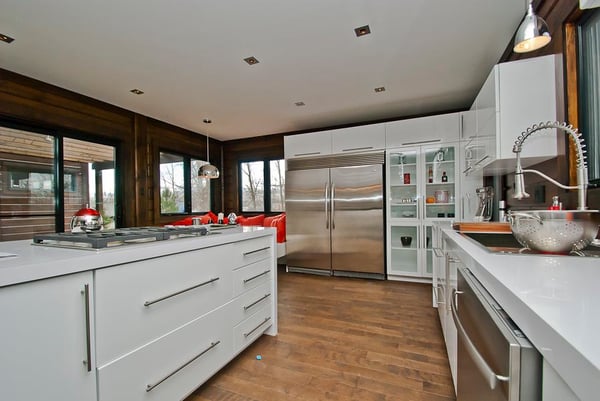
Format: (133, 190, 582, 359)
(452, 222, 512, 233)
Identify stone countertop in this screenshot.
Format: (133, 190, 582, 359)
(443, 228, 599, 401)
(0, 226, 274, 288)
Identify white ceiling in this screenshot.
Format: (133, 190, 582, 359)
(0, 0, 525, 141)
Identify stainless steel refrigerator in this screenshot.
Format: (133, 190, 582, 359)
(285, 153, 385, 279)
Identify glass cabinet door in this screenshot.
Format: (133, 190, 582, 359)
(388, 149, 419, 220)
(424, 224, 433, 276)
(389, 224, 420, 275)
(423, 145, 457, 220)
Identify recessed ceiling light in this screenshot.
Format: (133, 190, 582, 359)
(294, 101, 306, 107)
(0, 33, 15, 43)
(203, 119, 212, 124)
(354, 25, 371, 37)
(130, 88, 144, 95)
(374, 86, 386, 93)
(243, 56, 260, 65)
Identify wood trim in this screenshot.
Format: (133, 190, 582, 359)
(564, 22, 580, 187)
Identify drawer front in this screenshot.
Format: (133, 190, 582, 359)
(98, 304, 233, 401)
(233, 257, 272, 297)
(233, 304, 273, 353)
(95, 244, 235, 366)
(231, 281, 273, 326)
(231, 235, 273, 268)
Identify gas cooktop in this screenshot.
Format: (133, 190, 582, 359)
(32, 226, 210, 249)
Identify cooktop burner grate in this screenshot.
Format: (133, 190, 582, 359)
(32, 226, 209, 249)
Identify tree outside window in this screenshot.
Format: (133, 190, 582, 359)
(159, 152, 211, 214)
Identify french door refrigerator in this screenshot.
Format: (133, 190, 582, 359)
(285, 153, 385, 279)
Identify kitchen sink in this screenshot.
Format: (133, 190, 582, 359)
(460, 231, 600, 257)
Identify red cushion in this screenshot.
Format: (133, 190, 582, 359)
(238, 214, 265, 226)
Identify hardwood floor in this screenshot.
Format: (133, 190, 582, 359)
(187, 268, 456, 401)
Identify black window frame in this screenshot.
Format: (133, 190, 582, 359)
(158, 150, 213, 216)
(238, 158, 285, 214)
(0, 119, 121, 232)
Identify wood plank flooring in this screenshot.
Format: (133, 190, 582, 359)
(187, 268, 456, 401)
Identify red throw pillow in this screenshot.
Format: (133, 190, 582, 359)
(239, 214, 265, 226)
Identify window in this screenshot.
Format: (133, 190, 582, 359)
(578, 9, 600, 183)
(0, 124, 118, 241)
(159, 152, 211, 214)
(239, 159, 285, 213)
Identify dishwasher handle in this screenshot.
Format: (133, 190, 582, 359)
(450, 289, 509, 390)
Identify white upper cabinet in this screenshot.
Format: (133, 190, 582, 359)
(284, 124, 385, 159)
(330, 124, 385, 153)
(385, 113, 461, 148)
(469, 55, 563, 173)
(284, 131, 332, 159)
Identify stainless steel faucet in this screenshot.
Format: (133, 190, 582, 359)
(512, 121, 588, 210)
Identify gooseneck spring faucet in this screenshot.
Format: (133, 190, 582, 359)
(512, 121, 588, 210)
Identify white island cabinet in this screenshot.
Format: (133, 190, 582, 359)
(0, 227, 277, 401)
(0, 271, 96, 401)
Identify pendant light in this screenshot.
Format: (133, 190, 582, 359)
(513, 0, 551, 53)
(198, 132, 220, 179)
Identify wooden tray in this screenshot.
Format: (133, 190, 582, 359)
(452, 222, 512, 233)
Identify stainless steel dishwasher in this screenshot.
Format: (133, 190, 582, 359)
(451, 266, 542, 401)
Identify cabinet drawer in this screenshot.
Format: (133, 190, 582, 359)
(233, 258, 272, 297)
(231, 236, 273, 268)
(95, 244, 234, 366)
(233, 304, 273, 353)
(231, 281, 273, 326)
(97, 304, 233, 401)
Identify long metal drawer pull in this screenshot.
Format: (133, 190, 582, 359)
(145, 340, 221, 392)
(450, 289, 509, 390)
(474, 155, 490, 166)
(243, 270, 270, 283)
(244, 293, 271, 310)
(243, 316, 271, 337)
(324, 183, 329, 229)
(81, 284, 92, 372)
(144, 277, 220, 307)
(243, 246, 270, 257)
(432, 247, 444, 257)
(401, 139, 441, 145)
(295, 151, 321, 156)
(342, 146, 373, 152)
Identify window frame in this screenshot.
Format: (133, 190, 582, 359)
(158, 150, 213, 216)
(238, 158, 285, 214)
(0, 119, 121, 233)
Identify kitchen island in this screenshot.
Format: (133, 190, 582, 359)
(441, 228, 599, 401)
(0, 226, 277, 401)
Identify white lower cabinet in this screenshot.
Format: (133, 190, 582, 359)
(98, 303, 234, 401)
(542, 359, 581, 401)
(234, 303, 273, 352)
(0, 272, 96, 401)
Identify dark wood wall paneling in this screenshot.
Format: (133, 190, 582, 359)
(0, 68, 217, 227)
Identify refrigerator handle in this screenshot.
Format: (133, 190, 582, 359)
(331, 183, 336, 230)
(324, 182, 329, 229)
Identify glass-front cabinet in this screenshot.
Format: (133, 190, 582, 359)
(386, 143, 459, 280)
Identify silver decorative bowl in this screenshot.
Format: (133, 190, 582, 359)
(507, 210, 600, 254)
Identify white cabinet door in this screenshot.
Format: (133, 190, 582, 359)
(0, 272, 96, 401)
(284, 131, 332, 158)
(496, 54, 560, 161)
(330, 124, 385, 153)
(385, 113, 460, 148)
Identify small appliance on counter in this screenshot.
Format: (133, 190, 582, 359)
(473, 187, 494, 222)
(70, 205, 104, 233)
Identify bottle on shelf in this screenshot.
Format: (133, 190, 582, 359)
(441, 171, 448, 182)
(428, 166, 433, 183)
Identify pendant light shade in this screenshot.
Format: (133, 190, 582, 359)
(199, 135, 219, 179)
(513, 0, 551, 53)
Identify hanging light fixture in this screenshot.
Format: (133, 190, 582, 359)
(198, 122, 219, 179)
(513, 0, 551, 53)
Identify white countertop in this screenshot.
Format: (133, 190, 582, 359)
(0, 226, 274, 288)
(443, 228, 599, 401)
